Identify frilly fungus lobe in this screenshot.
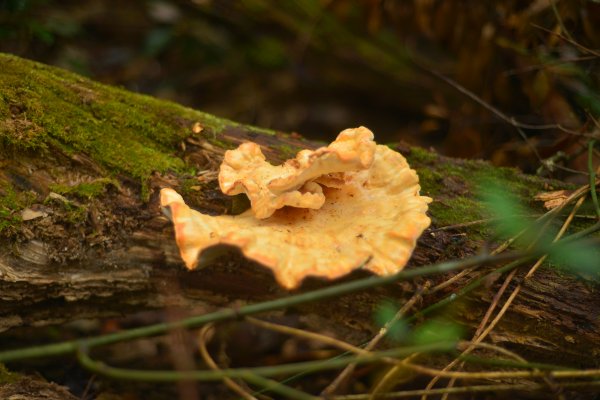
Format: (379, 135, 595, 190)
(161, 127, 431, 289)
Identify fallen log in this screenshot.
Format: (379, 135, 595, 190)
(1, 53, 599, 395)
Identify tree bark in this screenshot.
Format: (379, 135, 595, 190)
(1, 53, 599, 386)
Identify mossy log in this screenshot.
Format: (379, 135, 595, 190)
(1, 53, 599, 388)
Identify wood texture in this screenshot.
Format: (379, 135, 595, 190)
(1, 54, 599, 385)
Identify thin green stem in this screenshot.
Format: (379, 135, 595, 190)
(403, 258, 526, 325)
(458, 353, 573, 371)
(76, 342, 455, 382)
(3, 222, 600, 364)
(330, 380, 600, 399)
(0, 252, 519, 363)
(589, 140, 600, 219)
(242, 373, 319, 400)
(550, 0, 575, 42)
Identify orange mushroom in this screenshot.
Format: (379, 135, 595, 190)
(219, 126, 376, 219)
(161, 127, 431, 289)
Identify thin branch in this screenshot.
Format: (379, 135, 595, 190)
(426, 195, 585, 400)
(532, 23, 600, 58)
(0, 251, 530, 364)
(421, 65, 592, 143)
(246, 317, 361, 356)
(242, 373, 320, 400)
(74, 333, 600, 388)
(75, 342, 456, 382)
(426, 268, 473, 295)
(329, 380, 600, 399)
(550, 0, 575, 42)
(197, 325, 259, 400)
(76, 317, 600, 391)
(503, 55, 597, 76)
(321, 289, 424, 395)
(429, 218, 494, 232)
(249, 317, 551, 398)
(402, 360, 600, 380)
(5, 221, 598, 366)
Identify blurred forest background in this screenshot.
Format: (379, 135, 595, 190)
(2, 0, 599, 177)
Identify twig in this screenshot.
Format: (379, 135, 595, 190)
(329, 380, 600, 399)
(550, 0, 575, 42)
(424, 195, 586, 399)
(91, 329, 600, 380)
(532, 23, 600, 58)
(197, 325, 258, 400)
(503, 55, 597, 76)
(74, 335, 600, 386)
(75, 342, 456, 382)
(369, 353, 420, 398)
(0, 251, 531, 363)
(422, 66, 587, 139)
(402, 360, 600, 380)
(322, 289, 424, 395)
(429, 218, 495, 232)
(369, 339, 555, 399)
(242, 373, 319, 400)
(429, 190, 588, 398)
(460, 341, 528, 364)
(249, 317, 549, 398)
(80, 374, 97, 400)
(246, 317, 361, 356)
(426, 268, 473, 294)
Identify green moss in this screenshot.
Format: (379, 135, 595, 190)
(65, 204, 88, 224)
(49, 178, 116, 200)
(0, 208, 20, 234)
(179, 176, 206, 197)
(0, 181, 35, 234)
(273, 143, 299, 159)
(0, 364, 17, 384)
(412, 153, 556, 238)
(444, 159, 541, 200)
(0, 54, 567, 242)
(429, 196, 485, 228)
(0, 53, 246, 198)
(43, 194, 88, 224)
(207, 136, 236, 150)
(416, 168, 443, 197)
(407, 146, 438, 164)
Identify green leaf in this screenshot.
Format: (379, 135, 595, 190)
(373, 300, 408, 342)
(480, 179, 531, 239)
(409, 319, 463, 346)
(549, 239, 599, 276)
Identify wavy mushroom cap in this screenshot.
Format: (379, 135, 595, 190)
(218, 126, 376, 219)
(161, 127, 431, 289)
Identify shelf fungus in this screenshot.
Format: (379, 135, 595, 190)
(160, 126, 431, 289)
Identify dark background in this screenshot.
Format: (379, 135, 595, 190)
(2, 0, 599, 175)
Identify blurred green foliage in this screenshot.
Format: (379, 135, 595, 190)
(549, 238, 599, 275)
(1, 0, 599, 176)
(481, 176, 599, 277)
(408, 318, 464, 346)
(373, 299, 408, 342)
(374, 300, 463, 346)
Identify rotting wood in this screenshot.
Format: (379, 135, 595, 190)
(1, 54, 599, 394)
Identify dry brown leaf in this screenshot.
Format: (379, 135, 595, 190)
(534, 189, 573, 209)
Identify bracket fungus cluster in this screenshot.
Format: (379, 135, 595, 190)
(161, 127, 431, 289)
